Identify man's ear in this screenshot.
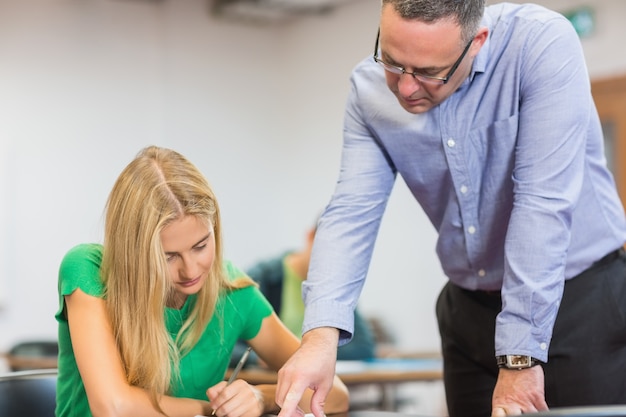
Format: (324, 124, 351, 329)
(470, 26, 489, 57)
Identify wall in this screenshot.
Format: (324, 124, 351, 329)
(1, 0, 625, 359)
(0, 0, 289, 350)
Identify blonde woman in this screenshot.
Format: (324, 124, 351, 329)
(54, 146, 349, 417)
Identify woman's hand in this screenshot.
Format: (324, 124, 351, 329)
(207, 380, 265, 417)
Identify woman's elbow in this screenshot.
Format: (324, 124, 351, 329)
(87, 389, 143, 417)
(88, 399, 124, 417)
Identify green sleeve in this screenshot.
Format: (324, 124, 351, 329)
(56, 243, 105, 321)
(55, 243, 106, 416)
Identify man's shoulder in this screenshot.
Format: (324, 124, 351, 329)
(486, 2, 569, 28)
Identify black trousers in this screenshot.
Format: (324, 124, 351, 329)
(436, 249, 626, 417)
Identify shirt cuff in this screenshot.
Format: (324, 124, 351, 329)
(302, 299, 355, 346)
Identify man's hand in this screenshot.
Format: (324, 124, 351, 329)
(276, 327, 339, 417)
(491, 365, 549, 416)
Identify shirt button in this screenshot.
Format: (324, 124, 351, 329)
(447, 138, 456, 147)
(460, 185, 468, 194)
(468, 225, 476, 234)
(478, 269, 486, 277)
(540, 343, 547, 350)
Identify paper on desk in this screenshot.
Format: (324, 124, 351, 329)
(196, 414, 315, 417)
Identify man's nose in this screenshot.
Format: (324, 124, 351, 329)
(397, 72, 422, 95)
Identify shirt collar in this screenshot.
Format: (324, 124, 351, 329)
(467, 11, 495, 81)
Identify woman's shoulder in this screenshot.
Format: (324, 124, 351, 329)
(222, 259, 246, 280)
(219, 260, 273, 323)
(221, 259, 260, 297)
(64, 242, 103, 257)
(60, 243, 103, 271)
(58, 243, 105, 297)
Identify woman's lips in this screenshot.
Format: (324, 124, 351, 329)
(178, 276, 200, 287)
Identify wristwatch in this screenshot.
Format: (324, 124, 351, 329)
(496, 355, 541, 370)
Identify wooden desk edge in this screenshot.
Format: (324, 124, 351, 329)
(227, 367, 443, 386)
(4, 355, 59, 371)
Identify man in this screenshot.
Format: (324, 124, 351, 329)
(275, 1, 626, 417)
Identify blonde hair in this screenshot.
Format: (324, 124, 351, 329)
(101, 145, 253, 411)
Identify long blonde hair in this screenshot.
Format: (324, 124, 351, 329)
(101, 146, 253, 410)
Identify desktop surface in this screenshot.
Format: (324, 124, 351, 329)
(531, 406, 626, 417)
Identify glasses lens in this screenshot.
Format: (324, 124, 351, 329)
(374, 57, 403, 75)
(374, 55, 446, 85)
(414, 75, 445, 85)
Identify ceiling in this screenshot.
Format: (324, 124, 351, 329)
(211, 0, 360, 24)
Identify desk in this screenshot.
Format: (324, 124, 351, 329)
(201, 410, 431, 417)
(331, 412, 430, 417)
(228, 358, 443, 411)
(531, 406, 626, 417)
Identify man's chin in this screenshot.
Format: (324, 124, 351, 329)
(401, 102, 432, 114)
(398, 97, 433, 114)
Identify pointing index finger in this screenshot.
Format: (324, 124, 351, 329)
(276, 381, 307, 417)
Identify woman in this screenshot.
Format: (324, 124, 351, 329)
(55, 146, 349, 417)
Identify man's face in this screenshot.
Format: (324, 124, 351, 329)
(378, 5, 480, 114)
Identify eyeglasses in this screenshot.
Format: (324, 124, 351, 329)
(373, 28, 473, 85)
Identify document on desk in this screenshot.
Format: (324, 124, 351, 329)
(196, 414, 316, 417)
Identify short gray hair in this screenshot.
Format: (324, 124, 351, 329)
(381, 0, 485, 45)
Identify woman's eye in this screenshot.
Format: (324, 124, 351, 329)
(194, 244, 207, 252)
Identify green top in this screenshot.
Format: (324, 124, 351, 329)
(55, 243, 273, 417)
(278, 259, 305, 337)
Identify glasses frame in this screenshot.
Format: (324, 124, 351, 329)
(373, 28, 473, 85)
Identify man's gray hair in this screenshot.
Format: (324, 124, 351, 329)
(381, 0, 485, 45)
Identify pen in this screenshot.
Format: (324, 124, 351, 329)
(228, 346, 252, 385)
(212, 346, 252, 415)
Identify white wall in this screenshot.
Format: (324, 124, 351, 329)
(0, 0, 624, 359)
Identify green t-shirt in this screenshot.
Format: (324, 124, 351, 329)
(54, 243, 273, 417)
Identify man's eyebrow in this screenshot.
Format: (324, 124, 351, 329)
(381, 51, 447, 73)
(164, 233, 211, 256)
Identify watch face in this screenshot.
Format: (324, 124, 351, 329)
(507, 355, 531, 368)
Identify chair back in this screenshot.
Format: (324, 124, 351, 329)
(0, 369, 57, 416)
(7, 340, 58, 371)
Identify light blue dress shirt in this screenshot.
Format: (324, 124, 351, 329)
(302, 3, 626, 361)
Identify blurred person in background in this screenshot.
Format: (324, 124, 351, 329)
(231, 221, 377, 368)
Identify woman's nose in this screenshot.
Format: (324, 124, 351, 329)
(179, 258, 199, 279)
